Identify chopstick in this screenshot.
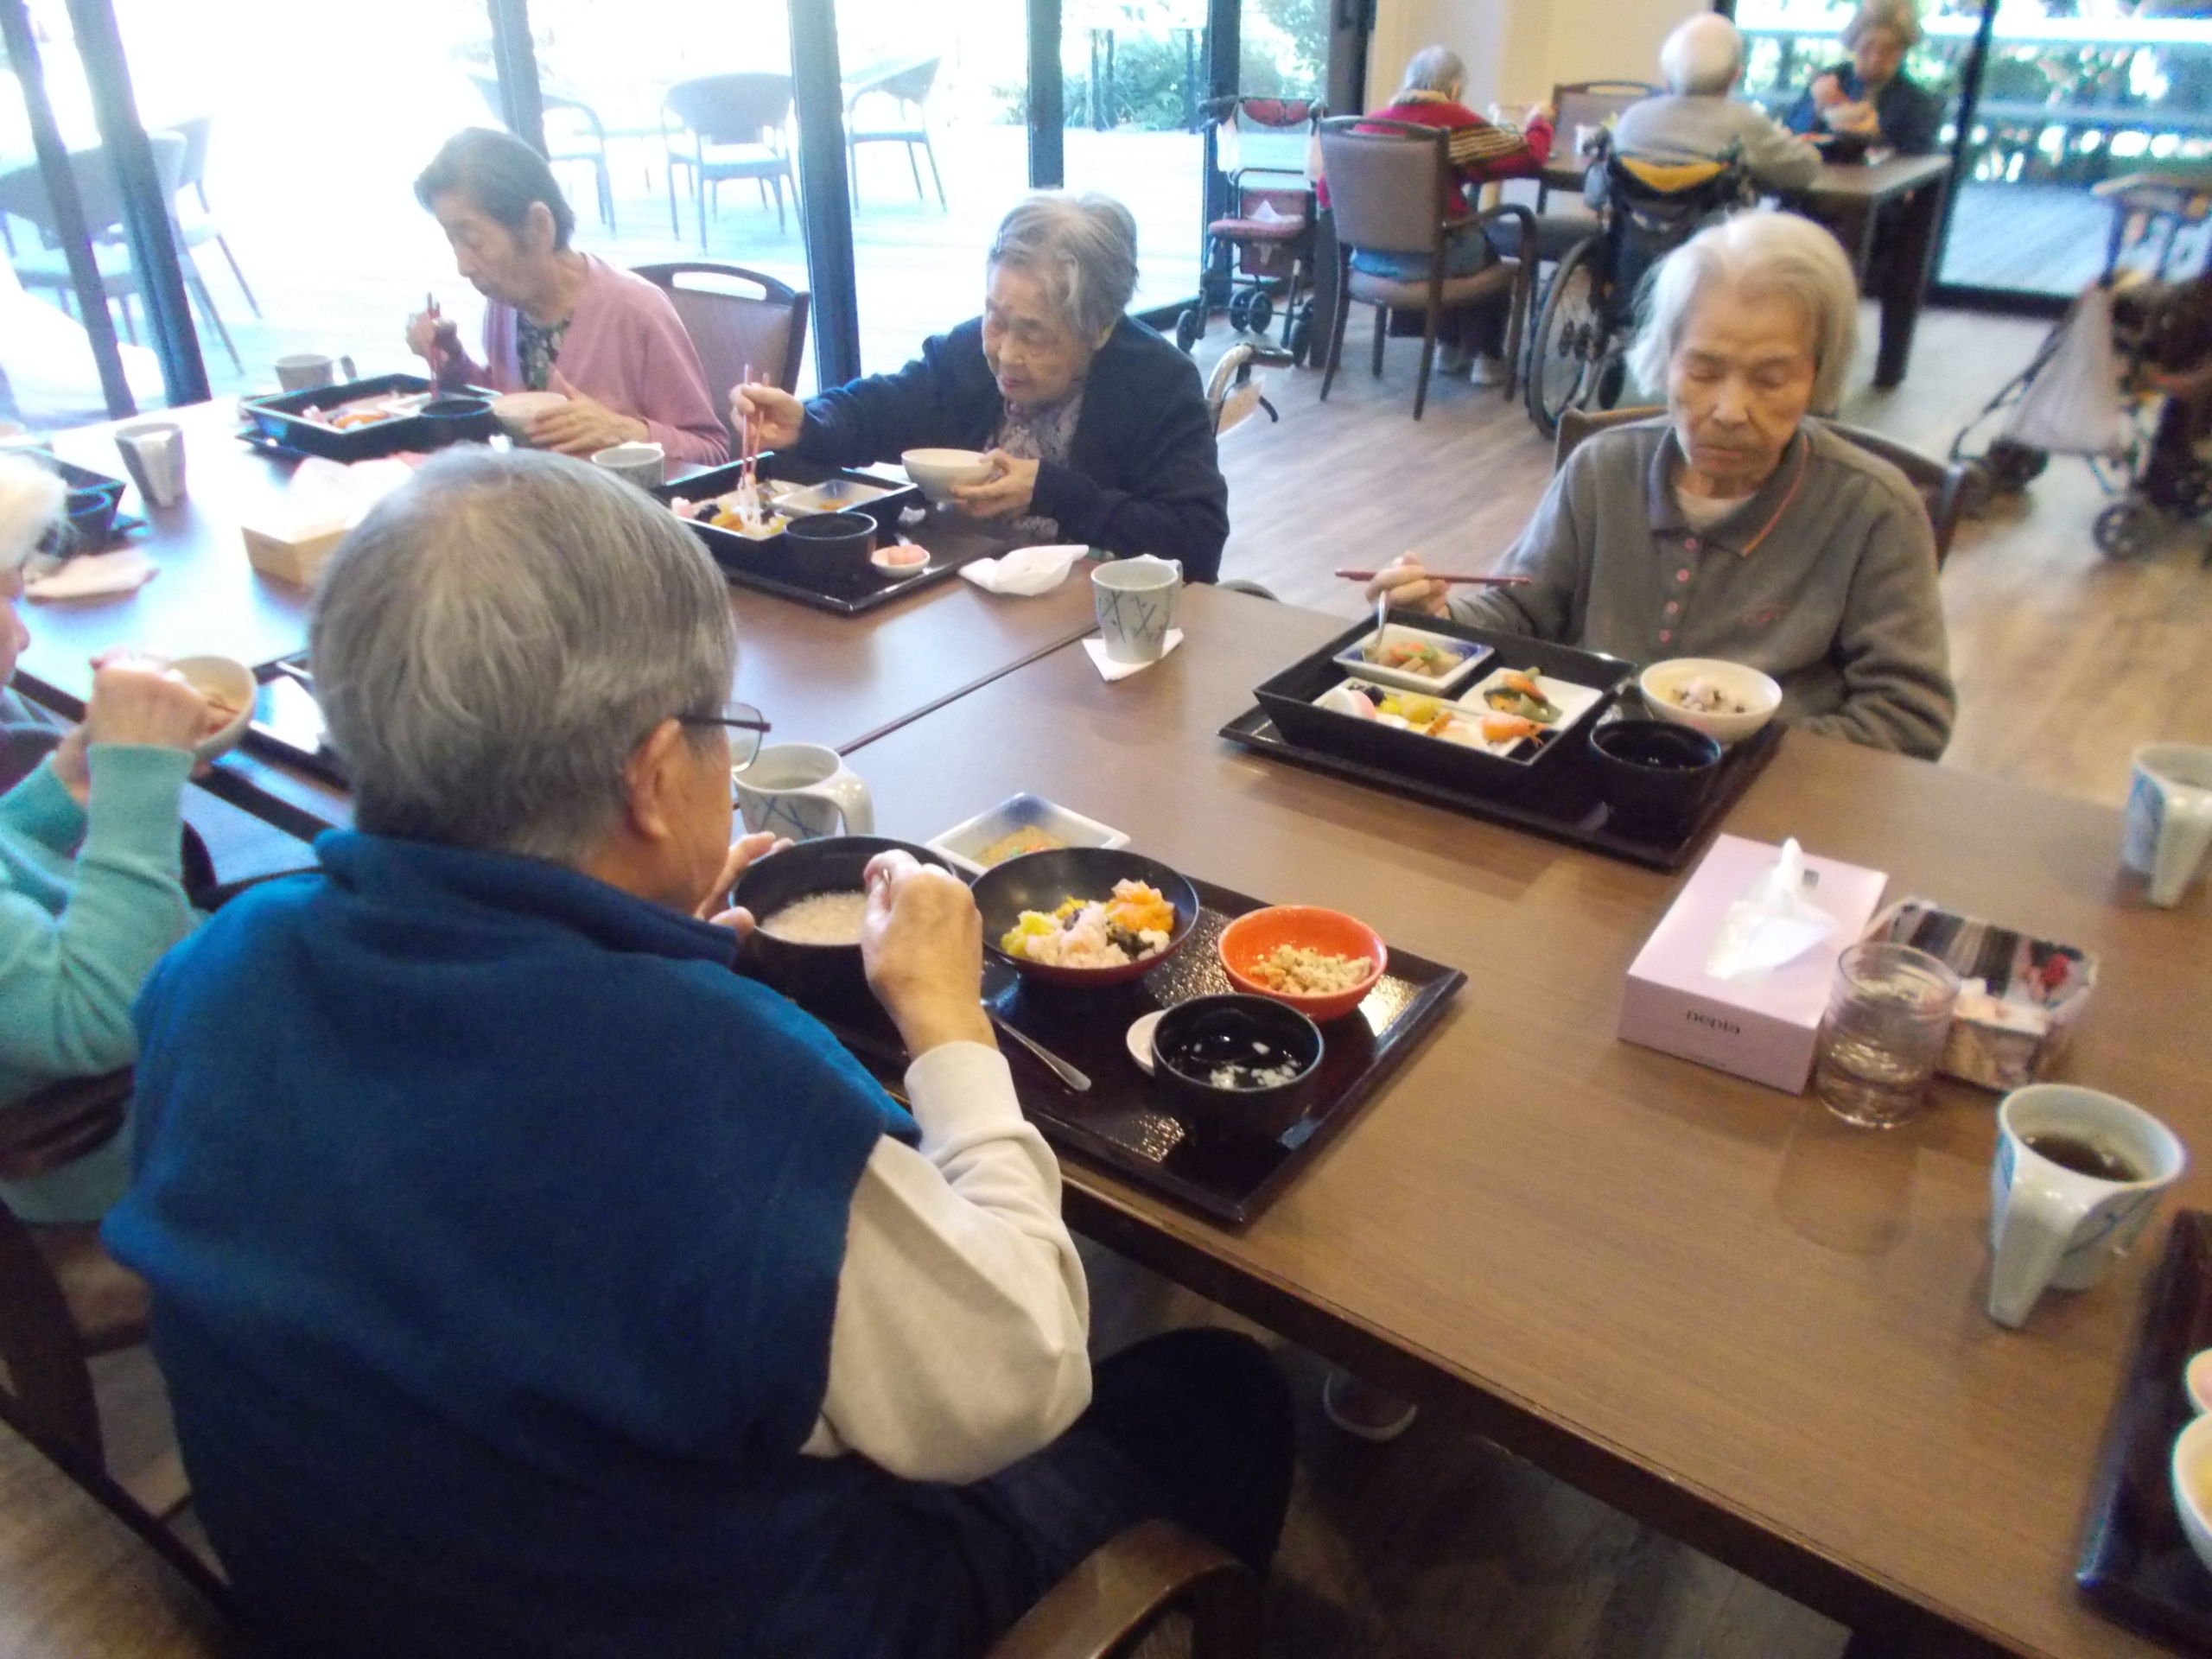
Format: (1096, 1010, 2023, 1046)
(1335, 568, 1531, 586)
(424, 291, 446, 378)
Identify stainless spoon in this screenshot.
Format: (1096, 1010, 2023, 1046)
(989, 1011, 1091, 1093)
(1366, 588, 1389, 662)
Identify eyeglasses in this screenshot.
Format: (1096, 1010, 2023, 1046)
(676, 698, 771, 769)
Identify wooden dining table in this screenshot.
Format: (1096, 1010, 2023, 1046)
(12, 400, 1100, 838)
(838, 582, 2211, 1659)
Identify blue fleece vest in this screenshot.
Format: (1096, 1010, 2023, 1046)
(103, 833, 1003, 1658)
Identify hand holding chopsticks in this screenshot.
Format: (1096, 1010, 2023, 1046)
(1336, 568, 1529, 587)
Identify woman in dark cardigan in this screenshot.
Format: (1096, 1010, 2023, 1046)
(733, 192, 1230, 582)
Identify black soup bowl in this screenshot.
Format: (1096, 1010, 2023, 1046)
(974, 847, 1199, 991)
(733, 836, 955, 1011)
(1588, 719, 1724, 835)
(419, 395, 499, 447)
(781, 510, 878, 585)
(1152, 993, 1325, 1144)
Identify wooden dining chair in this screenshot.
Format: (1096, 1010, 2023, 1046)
(631, 261, 810, 437)
(1316, 116, 1535, 421)
(1554, 404, 1975, 567)
(1538, 80, 1659, 212)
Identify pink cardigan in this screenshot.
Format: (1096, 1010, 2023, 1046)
(468, 257, 729, 465)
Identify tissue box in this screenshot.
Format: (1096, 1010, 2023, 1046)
(1862, 899, 2097, 1091)
(1619, 834, 1889, 1093)
(240, 513, 348, 588)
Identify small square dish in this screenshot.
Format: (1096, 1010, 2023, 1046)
(777, 477, 899, 518)
(926, 793, 1131, 877)
(1331, 622, 1493, 694)
(1314, 664, 1601, 763)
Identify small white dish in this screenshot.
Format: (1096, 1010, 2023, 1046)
(489, 391, 567, 441)
(779, 477, 896, 518)
(1330, 623, 1491, 695)
(870, 543, 931, 575)
(1639, 657, 1783, 747)
(1465, 665, 1605, 734)
(926, 793, 1129, 878)
(169, 654, 256, 762)
(900, 448, 994, 506)
(2175, 1414, 2212, 1577)
(2187, 1350, 2212, 1415)
(1125, 1009, 1165, 1074)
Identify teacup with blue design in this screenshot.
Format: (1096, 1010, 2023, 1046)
(735, 743, 874, 842)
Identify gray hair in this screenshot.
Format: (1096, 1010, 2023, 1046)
(1659, 15, 1745, 96)
(988, 192, 1140, 342)
(1844, 0, 1923, 51)
(1627, 210, 1861, 413)
(1395, 45, 1465, 102)
(0, 456, 64, 574)
(310, 448, 736, 865)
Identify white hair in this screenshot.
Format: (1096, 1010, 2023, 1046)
(1845, 0, 1923, 51)
(1659, 15, 1745, 96)
(0, 455, 65, 574)
(988, 192, 1140, 342)
(1395, 46, 1465, 102)
(311, 448, 736, 865)
(1627, 210, 1861, 413)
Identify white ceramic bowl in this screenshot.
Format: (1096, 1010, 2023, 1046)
(169, 654, 256, 762)
(2187, 1350, 2212, 1415)
(490, 391, 567, 441)
(1639, 658, 1783, 746)
(2174, 1414, 2212, 1577)
(900, 448, 992, 506)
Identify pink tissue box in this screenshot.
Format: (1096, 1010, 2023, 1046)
(1619, 835, 1890, 1094)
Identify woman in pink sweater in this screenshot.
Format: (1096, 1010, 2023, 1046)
(404, 130, 728, 465)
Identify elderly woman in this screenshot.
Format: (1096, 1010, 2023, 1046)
(0, 458, 206, 1225)
(104, 449, 1289, 1656)
(403, 128, 728, 464)
(1786, 0, 1943, 156)
(1610, 16, 1821, 193)
(1369, 211, 1955, 759)
(733, 193, 1229, 580)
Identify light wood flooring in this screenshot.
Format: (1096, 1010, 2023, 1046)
(99, 305, 2210, 1656)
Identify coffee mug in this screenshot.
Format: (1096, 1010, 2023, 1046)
(2124, 744, 2212, 908)
(591, 442, 665, 490)
(275, 353, 356, 393)
(1092, 556, 1182, 664)
(113, 420, 186, 507)
(1986, 1084, 2186, 1328)
(735, 744, 874, 842)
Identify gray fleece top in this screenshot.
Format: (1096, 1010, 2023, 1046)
(1610, 93, 1823, 192)
(1450, 418, 1956, 760)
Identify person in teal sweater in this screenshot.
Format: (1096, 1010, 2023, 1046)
(0, 457, 209, 1223)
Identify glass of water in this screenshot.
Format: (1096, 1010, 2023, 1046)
(1814, 942, 1961, 1128)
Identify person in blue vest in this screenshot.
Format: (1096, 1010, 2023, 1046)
(103, 448, 1289, 1658)
(731, 192, 1230, 581)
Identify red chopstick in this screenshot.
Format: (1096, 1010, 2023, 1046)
(1335, 568, 1531, 586)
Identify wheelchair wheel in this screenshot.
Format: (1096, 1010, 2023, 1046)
(2094, 499, 2161, 561)
(1526, 238, 1608, 437)
(1245, 292, 1274, 336)
(1228, 290, 1256, 333)
(1175, 308, 1204, 353)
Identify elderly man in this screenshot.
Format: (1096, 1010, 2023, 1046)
(1370, 212, 1955, 760)
(734, 192, 1228, 579)
(1608, 15, 1821, 192)
(104, 450, 1290, 1656)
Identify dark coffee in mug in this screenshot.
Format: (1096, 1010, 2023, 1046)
(2024, 1132, 2144, 1183)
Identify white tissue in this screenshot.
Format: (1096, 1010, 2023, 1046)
(1705, 838, 1837, 982)
(958, 543, 1089, 596)
(283, 455, 413, 535)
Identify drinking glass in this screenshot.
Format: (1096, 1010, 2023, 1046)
(1814, 942, 1961, 1128)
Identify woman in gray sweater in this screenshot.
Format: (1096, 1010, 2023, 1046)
(1370, 210, 1955, 760)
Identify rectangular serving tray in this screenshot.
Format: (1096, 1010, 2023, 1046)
(239, 374, 444, 461)
(792, 871, 1464, 1225)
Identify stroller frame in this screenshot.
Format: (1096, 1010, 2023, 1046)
(1177, 96, 1325, 362)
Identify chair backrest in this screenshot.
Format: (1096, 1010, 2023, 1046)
(1554, 405, 1970, 566)
(2, 135, 185, 245)
(1553, 80, 1659, 142)
(664, 73, 795, 146)
(875, 55, 940, 107)
(165, 116, 213, 195)
(1317, 118, 1451, 258)
(632, 263, 810, 427)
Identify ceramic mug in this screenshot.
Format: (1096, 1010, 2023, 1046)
(1986, 1084, 2186, 1329)
(1092, 556, 1182, 664)
(734, 744, 874, 842)
(591, 442, 665, 490)
(113, 420, 186, 507)
(2123, 743, 2212, 907)
(275, 353, 356, 392)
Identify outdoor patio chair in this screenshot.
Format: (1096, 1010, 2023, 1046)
(844, 54, 946, 209)
(1316, 116, 1535, 420)
(664, 73, 796, 245)
(1555, 404, 1974, 566)
(632, 261, 810, 440)
(162, 116, 257, 319)
(1, 133, 244, 372)
(467, 71, 615, 232)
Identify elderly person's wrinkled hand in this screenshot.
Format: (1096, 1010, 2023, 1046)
(696, 831, 791, 936)
(53, 651, 210, 804)
(529, 371, 650, 455)
(1363, 556, 1451, 620)
(729, 384, 804, 453)
(861, 849, 995, 1056)
(948, 450, 1040, 520)
(405, 311, 461, 368)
